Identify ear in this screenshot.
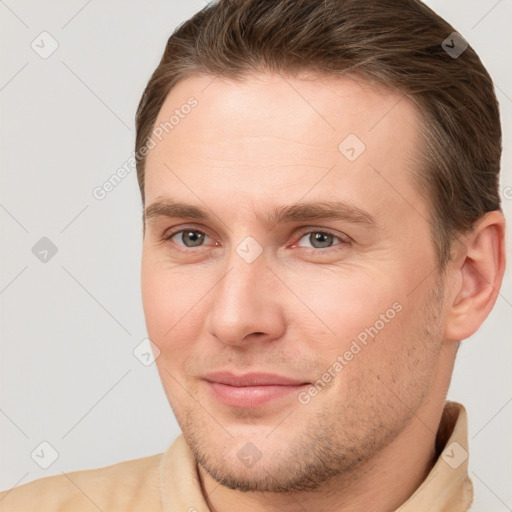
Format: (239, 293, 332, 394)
(445, 210, 507, 341)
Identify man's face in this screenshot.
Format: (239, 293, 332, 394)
(141, 73, 450, 491)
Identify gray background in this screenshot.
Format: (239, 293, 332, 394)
(1, 1, 511, 510)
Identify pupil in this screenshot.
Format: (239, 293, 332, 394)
(312, 232, 332, 248)
(185, 231, 203, 246)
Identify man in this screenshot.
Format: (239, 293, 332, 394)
(0, 0, 506, 510)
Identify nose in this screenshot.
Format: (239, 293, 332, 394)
(205, 244, 286, 347)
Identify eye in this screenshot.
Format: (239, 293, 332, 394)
(165, 228, 214, 248)
(295, 230, 350, 250)
(162, 227, 350, 253)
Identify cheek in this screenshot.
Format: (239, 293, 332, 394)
(141, 256, 210, 370)
(141, 266, 198, 406)
(141, 254, 185, 360)
(141, 248, 192, 328)
(290, 267, 403, 354)
(141, 264, 171, 338)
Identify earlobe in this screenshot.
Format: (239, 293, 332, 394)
(445, 210, 506, 341)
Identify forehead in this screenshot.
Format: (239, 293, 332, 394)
(152, 72, 419, 147)
(144, 72, 426, 224)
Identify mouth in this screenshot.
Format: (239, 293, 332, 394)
(203, 371, 311, 408)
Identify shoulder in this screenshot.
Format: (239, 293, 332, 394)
(0, 452, 163, 512)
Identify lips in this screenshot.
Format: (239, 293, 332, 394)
(203, 371, 310, 408)
(204, 371, 309, 386)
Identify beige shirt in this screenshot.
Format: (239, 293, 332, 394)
(0, 401, 473, 511)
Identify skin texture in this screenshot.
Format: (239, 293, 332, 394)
(140, 72, 506, 512)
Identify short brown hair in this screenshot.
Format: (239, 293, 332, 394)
(135, 0, 502, 268)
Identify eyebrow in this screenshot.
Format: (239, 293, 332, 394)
(144, 198, 376, 228)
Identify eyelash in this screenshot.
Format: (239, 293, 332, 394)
(162, 226, 351, 253)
